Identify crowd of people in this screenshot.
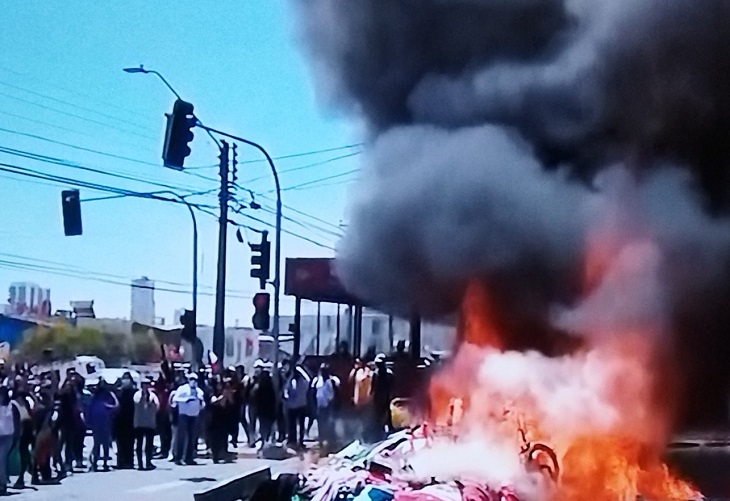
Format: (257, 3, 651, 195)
(0, 347, 398, 496)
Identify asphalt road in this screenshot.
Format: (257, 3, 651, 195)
(8, 455, 302, 501)
(666, 445, 730, 499)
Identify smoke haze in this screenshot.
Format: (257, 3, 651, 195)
(293, 0, 730, 425)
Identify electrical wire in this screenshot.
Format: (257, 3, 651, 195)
(0, 126, 161, 167)
(230, 211, 336, 251)
(0, 90, 155, 142)
(0, 258, 254, 299)
(286, 177, 357, 192)
(0, 161, 218, 213)
(266, 168, 360, 193)
(0, 251, 249, 295)
(238, 143, 363, 166)
(0, 65, 150, 120)
(0, 79, 156, 133)
(241, 151, 362, 184)
(0, 145, 206, 194)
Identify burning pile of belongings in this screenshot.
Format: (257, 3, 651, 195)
(285, 401, 560, 501)
(265, 394, 703, 501)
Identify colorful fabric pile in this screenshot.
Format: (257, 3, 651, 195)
(291, 426, 538, 501)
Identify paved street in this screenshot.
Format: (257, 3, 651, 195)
(8, 452, 302, 501)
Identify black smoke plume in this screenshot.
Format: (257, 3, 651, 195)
(294, 0, 730, 425)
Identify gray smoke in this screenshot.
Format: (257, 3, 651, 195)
(294, 0, 730, 422)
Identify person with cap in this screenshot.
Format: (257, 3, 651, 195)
(369, 354, 394, 442)
(133, 377, 159, 470)
(172, 372, 205, 465)
(87, 376, 118, 472)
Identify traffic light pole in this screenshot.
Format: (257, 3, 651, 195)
(198, 125, 282, 395)
(213, 142, 230, 363)
(80, 188, 199, 360)
(159, 191, 199, 364)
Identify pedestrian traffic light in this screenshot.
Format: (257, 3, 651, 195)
(249, 231, 271, 290)
(180, 309, 197, 343)
(162, 99, 195, 170)
(252, 293, 270, 331)
(61, 189, 82, 236)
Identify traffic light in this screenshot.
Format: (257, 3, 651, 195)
(162, 99, 195, 170)
(252, 292, 270, 331)
(61, 189, 82, 236)
(249, 231, 271, 290)
(180, 309, 197, 343)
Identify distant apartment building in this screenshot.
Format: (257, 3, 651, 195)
(6, 282, 51, 318)
(130, 277, 155, 326)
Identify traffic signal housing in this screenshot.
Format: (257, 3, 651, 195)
(61, 189, 82, 236)
(162, 99, 195, 170)
(252, 293, 270, 331)
(180, 309, 197, 344)
(249, 231, 271, 290)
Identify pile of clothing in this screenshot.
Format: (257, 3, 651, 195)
(286, 427, 528, 501)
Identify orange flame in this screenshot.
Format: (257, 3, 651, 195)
(427, 277, 700, 500)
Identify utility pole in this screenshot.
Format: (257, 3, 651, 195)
(213, 141, 230, 362)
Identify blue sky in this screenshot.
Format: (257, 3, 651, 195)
(0, 1, 360, 325)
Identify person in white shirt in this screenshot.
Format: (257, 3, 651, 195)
(172, 373, 204, 465)
(310, 364, 340, 448)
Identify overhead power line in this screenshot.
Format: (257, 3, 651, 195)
(0, 251, 249, 295)
(0, 258, 253, 300)
(242, 150, 362, 184)
(0, 145, 205, 194)
(267, 168, 360, 193)
(0, 80, 156, 133)
(0, 65, 150, 120)
(0, 161, 218, 213)
(0, 90, 155, 142)
(0, 126, 161, 167)
(238, 143, 363, 166)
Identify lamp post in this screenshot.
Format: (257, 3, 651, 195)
(123, 67, 200, 363)
(123, 65, 182, 100)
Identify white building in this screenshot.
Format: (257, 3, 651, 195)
(130, 277, 155, 326)
(6, 282, 51, 318)
(276, 307, 455, 357)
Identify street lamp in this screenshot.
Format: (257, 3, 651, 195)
(123, 65, 182, 100)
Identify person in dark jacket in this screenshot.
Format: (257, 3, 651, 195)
(208, 378, 236, 462)
(251, 368, 276, 447)
(369, 354, 394, 442)
(57, 377, 81, 473)
(88, 378, 118, 472)
(114, 373, 136, 469)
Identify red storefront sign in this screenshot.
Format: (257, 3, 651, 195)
(284, 258, 362, 305)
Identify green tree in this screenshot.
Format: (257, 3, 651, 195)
(129, 332, 158, 364)
(18, 324, 131, 365)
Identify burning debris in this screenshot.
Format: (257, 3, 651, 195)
(289, 0, 730, 499)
